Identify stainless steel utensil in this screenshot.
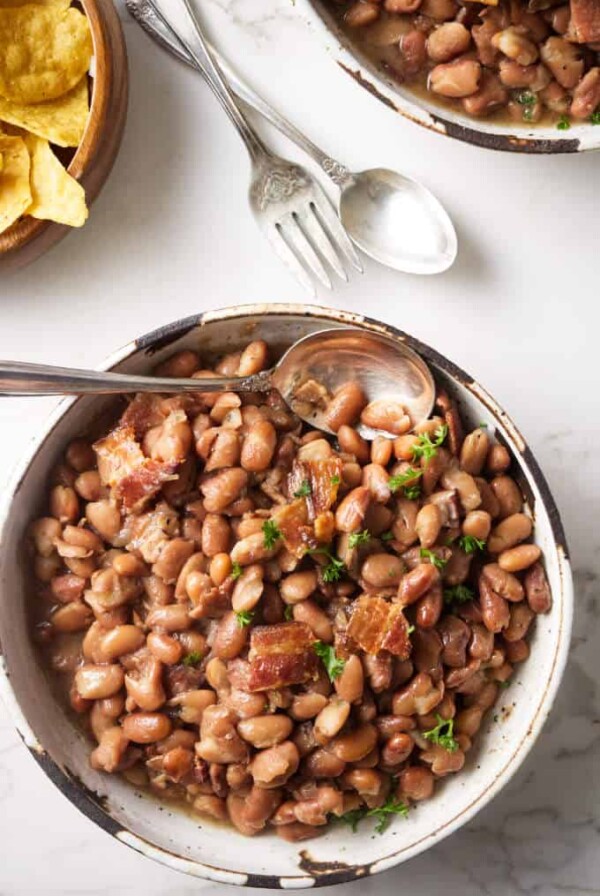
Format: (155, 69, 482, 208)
(127, 0, 457, 275)
(140, 0, 361, 295)
(0, 328, 435, 435)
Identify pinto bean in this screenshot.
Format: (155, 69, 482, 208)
(86, 500, 121, 543)
(293, 600, 333, 643)
(498, 544, 541, 572)
(324, 382, 367, 431)
(51, 601, 93, 632)
(540, 36, 583, 88)
(462, 510, 492, 541)
(476, 478, 501, 518)
(314, 698, 351, 741)
(212, 611, 249, 659)
(469, 623, 495, 661)
(504, 639, 530, 663)
(411, 628, 442, 676)
(488, 513, 532, 554)
(482, 563, 524, 601)
(90, 727, 129, 772)
(398, 766, 434, 801)
(441, 467, 481, 512)
(75, 664, 124, 699)
(415, 585, 444, 629)
(571, 67, 600, 118)
(290, 693, 328, 721)
(200, 468, 248, 513)
(360, 400, 411, 436)
(492, 26, 539, 64)
(362, 463, 392, 503)
(238, 715, 293, 748)
(479, 576, 510, 633)
(241, 420, 277, 472)
(490, 476, 523, 518)
(438, 615, 471, 667)
(386, 0, 422, 11)
(147, 631, 183, 664)
(280, 570, 318, 604)
(250, 741, 299, 788)
(427, 22, 471, 62)
(525, 562, 552, 614)
(392, 672, 443, 716)
(429, 58, 482, 97)
(398, 563, 440, 606)
(329, 723, 377, 762)
(98, 625, 145, 661)
(459, 428, 490, 475)
(232, 564, 264, 613)
(334, 654, 364, 703)
(416, 504, 442, 549)
(338, 425, 369, 464)
(361, 553, 404, 588)
(238, 340, 268, 376)
(462, 71, 508, 115)
(371, 436, 393, 466)
(146, 604, 190, 632)
(335, 486, 371, 533)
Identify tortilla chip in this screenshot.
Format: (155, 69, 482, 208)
(24, 133, 87, 226)
(0, 134, 31, 233)
(0, 5, 92, 104)
(0, 77, 88, 147)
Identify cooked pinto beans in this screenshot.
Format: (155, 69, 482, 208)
(329, 0, 600, 127)
(29, 339, 550, 841)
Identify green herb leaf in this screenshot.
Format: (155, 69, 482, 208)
(444, 584, 474, 605)
(420, 548, 447, 570)
(330, 474, 341, 485)
(499, 680, 511, 689)
(313, 641, 345, 681)
(516, 90, 535, 105)
(182, 651, 203, 667)
(309, 547, 347, 583)
(262, 519, 282, 549)
(380, 531, 394, 543)
(410, 425, 448, 464)
(478, 421, 488, 429)
(367, 796, 410, 833)
(557, 115, 571, 131)
(231, 561, 243, 581)
(458, 535, 486, 554)
(348, 529, 371, 548)
(294, 480, 312, 498)
(338, 808, 366, 833)
(590, 108, 600, 125)
(284, 604, 294, 621)
(404, 483, 422, 501)
(388, 467, 422, 494)
(407, 624, 415, 635)
(235, 610, 254, 628)
(522, 105, 535, 122)
(423, 713, 459, 752)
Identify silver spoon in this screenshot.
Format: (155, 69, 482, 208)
(126, 0, 457, 276)
(0, 329, 435, 438)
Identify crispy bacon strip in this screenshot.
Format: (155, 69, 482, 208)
(569, 0, 600, 42)
(115, 460, 178, 513)
(120, 395, 167, 439)
(247, 622, 318, 691)
(94, 424, 178, 512)
(347, 595, 411, 659)
(287, 457, 343, 519)
(272, 499, 318, 558)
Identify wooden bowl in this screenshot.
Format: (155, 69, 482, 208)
(0, 0, 128, 269)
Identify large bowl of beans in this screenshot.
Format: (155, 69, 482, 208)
(0, 304, 573, 887)
(299, 0, 600, 153)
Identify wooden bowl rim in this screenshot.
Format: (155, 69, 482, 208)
(0, 0, 119, 255)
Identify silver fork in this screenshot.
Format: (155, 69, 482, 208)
(145, 0, 361, 293)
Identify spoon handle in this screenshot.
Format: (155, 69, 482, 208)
(0, 361, 272, 397)
(127, 0, 352, 187)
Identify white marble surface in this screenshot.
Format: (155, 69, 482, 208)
(0, 0, 599, 892)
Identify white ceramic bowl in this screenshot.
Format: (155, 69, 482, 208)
(297, 0, 600, 155)
(0, 304, 573, 887)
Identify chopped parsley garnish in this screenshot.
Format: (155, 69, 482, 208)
(294, 480, 312, 498)
(182, 651, 203, 667)
(380, 531, 394, 543)
(591, 108, 600, 125)
(313, 641, 345, 681)
(522, 105, 535, 122)
(516, 90, 535, 105)
(231, 561, 243, 580)
(339, 796, 409, 834)
(389, 467, 422, 500)
(410, 425, 448, 464)
(423, 714, 459, 752)
(348, 529, 371, 548)
(499, 680, 511, 689)
(478, 421, 488, 429)
(309, 547, 347, 583)
(284, 604, 294, 621)
(420, 548, 447, 570)
(557, 115, 571, 131)
(444, 584, 474, 605)
(458, 535, 486, 554)
(407, 624, 415, 635)
(262, 519, 282, 549)
(235, 610, 254, 628)
(330, 474, 341, 485)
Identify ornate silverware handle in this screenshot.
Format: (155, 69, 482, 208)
(0, 361, 273, 396)
(145, 0, 269, 163)
(130, 0, 351, 187)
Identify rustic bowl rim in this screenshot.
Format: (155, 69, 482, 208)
(0, 0, 128, 258)
(0, 303, 574, 887)
(298, 0, 599, 155)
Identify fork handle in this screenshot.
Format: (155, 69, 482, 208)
(0, 360, 273, 396)
(146, 0, 269, 163)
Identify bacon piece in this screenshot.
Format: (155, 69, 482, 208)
(94, 425, 145, 488)
(247, 622, 318, 691)
(347, 595, 411, 659)
(120, 394, 167, 439)
(115, 459, 178, 513)
(272, 499, 318, 558)
(126, 501, 179, 563)
(287, 458, 343, 519)
(569, 0, 600, 42)
(435, 390, 463, 456)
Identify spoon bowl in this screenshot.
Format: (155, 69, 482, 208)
(339, 168, 457, 275)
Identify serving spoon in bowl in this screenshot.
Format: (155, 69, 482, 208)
(0, 329, 435, 439)
(126, 0, 457, 276)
